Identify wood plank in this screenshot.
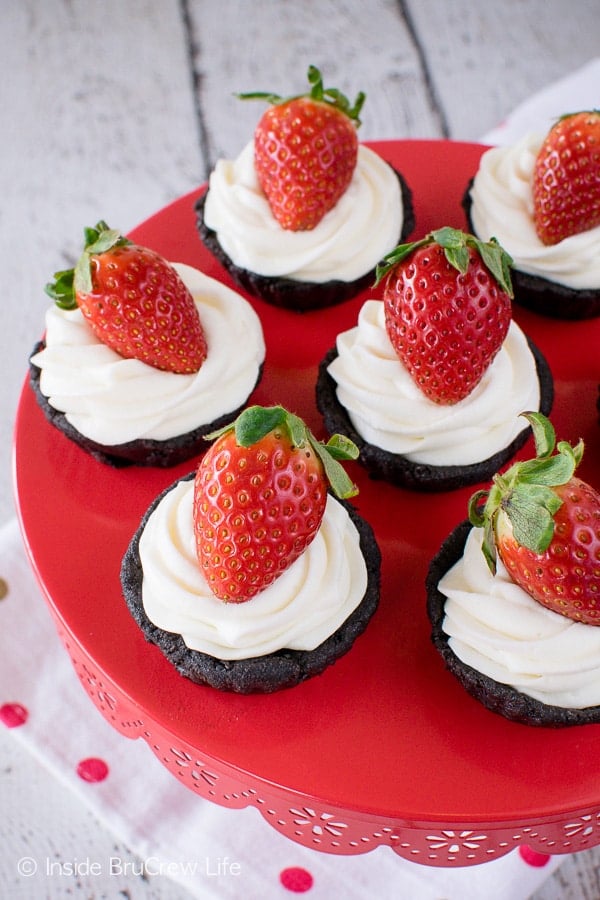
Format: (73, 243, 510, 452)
(534, 848, 600, 899)
(1, 0, 201, 526)
(404, 0, 600, 140)
(186, 0, 442, 169)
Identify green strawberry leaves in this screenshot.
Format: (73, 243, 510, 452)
(470, 236, 513, 298)
(435, 225, 471, 273)
(230, 405, 288, 445)
(206, 405, 359, 500)
(45, 268, 77, 309)
(499, 484, 562, 557)
(375, 226, 514, 298)
(45, 221, 130, 309)
(82, 222, 126, 255)
(468, 411, 584, 573)
(305, 65, 366, 124)
(237, 64, 365, 125)
(310, 434, 359, 500)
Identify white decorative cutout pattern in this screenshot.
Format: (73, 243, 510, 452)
(66, 644, 600, 868)
(290, 807, 349, 838)
(426, 830, 488, 855)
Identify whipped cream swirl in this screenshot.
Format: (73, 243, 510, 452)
(139, 482, 367, 659)
(31, 264, 265, 445)
(439, 527, 600, 709)
(469, 133, 600, 290)
(327, 300, 541, 466)
(202, 142, 403, 283)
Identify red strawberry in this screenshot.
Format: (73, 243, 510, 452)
(193, 405, 359, 602)
(45, 221, 207, 374)
(376, 227, 513, 405)
(238, 65, 365, 231)
(469, 412, 600, 624)
(532, 110, 600, 246)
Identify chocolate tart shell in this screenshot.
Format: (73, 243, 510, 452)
(316, 337, 554, 492)
(195, 168, 415, 312)
(426, 520, 600, 727)
(121, 474, 381, 693)
(29, 340, 263, 468)
(463, 179, 600, 320)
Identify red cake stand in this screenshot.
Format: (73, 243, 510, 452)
(14, 141, 600, 867)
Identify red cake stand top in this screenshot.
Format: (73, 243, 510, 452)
(14, 141, 600, 867)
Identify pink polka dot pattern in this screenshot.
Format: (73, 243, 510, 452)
(0, 702, 29, 728)
(76, 757, 109, 783)
(279, 866, 314, 892)
(519, 844, 551, 867)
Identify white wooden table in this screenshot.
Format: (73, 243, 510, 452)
(2, 1, 599, 897)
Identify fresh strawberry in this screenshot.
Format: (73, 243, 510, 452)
(375, 227, 513, 405)
(193, 405, 359, 602)
(45, 221, 207, 374)
(532, 110, 600, 245)
(238, 65, 365, 231)
(469, 411, 600, 624)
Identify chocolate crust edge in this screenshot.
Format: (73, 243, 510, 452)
(316, 338, 554, 493)
(195, 167, 416, 312)
(28, 340, 263, 468)
(463, 178, 600, 321)
(120, 474, 381, 693)
(426, 520, 600, 727)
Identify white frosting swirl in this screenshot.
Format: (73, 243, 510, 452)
(439, 527, 600, 708)
(31, 264, 265, 445)
(202, 142, 403, 282)
(139, 482, 368, 659)
(469, 133, 600, 289)
(327, 299, 541, 466)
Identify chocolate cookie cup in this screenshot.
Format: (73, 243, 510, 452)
(463, 180, 600, 320)
(121, 474, 381, 693)
(195, 169, 415, 312)
(316, 338, 554, 492)
(426, 520, 600, 727)
(29, 340, 264, 468)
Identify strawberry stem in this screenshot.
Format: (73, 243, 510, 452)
(552, 108, 600, 125)
(374, 226, 514, 297)
(237, 65, 365, 125)
(468, 411, 584, 572)
(45, 221, 130, 309)
(205, 405, 359, 499)
(233, 405, 288, 445)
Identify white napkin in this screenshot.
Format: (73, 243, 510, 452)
(4, 59, 599, 899)
(0, 517, 563, 898)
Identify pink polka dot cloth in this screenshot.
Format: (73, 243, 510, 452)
(0, 514, 569, 899)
